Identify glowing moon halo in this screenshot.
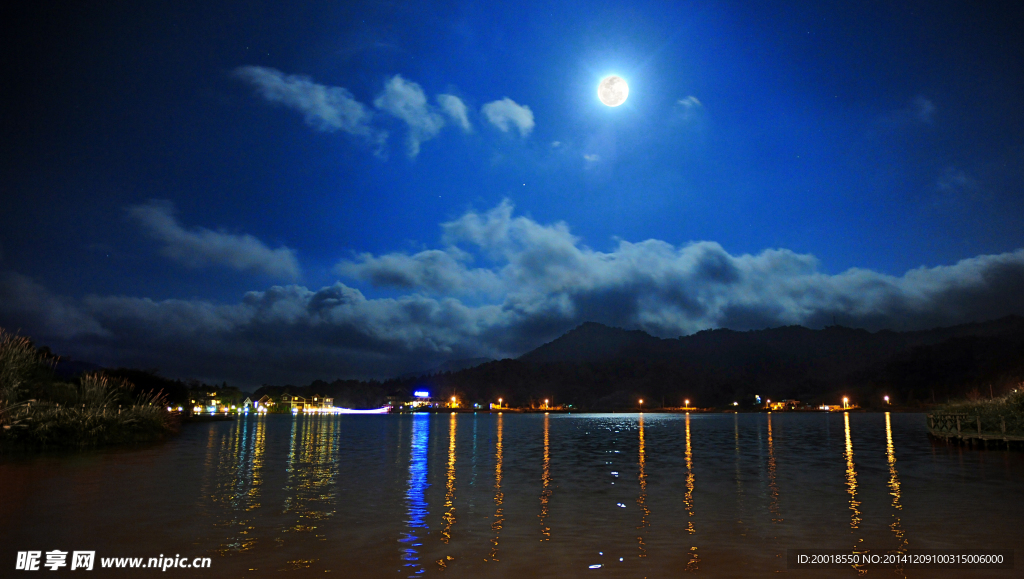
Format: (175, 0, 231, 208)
(597, 75, 629, 107)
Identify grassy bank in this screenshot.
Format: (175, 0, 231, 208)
(933, 387, 1024, 434)
(0, 328, 175, 449)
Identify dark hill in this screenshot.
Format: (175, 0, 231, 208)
(397, 357, 495, 379)
(261, 316, 1024, 410)
(519, 317, 1024, 384)
(519, 322, 664, 363)
(409, 316, 1024, 409)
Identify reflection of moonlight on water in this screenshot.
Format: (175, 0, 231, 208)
(598, 75, 628, 107)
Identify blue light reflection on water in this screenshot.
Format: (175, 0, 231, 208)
(400, 414, 430, 575)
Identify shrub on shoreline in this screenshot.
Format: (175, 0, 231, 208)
(0, 328, 175, 449)
(934, 387, 1024, 434)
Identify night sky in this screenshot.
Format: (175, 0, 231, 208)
(2, 1, 1023, 386)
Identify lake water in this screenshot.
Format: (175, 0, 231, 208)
(2, 412, 1022, 577)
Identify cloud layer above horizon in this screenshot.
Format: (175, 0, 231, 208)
(2, 200, 1023, 386)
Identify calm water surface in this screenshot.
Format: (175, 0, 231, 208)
(2, 412, 1022, 577)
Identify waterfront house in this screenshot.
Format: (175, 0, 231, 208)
(256, 395, 274, 411)
(190, 391, 223, 413)
(281, 394, 306, 412)
(309, 394, 333, 410)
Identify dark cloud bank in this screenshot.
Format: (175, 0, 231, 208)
(3, 201, 1023, 387)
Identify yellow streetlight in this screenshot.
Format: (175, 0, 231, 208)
(843, 396, 849, 409)
(639, 398, 644, 411)
(451, 396, 457, 409)
(544, 398, 549, 409)
(684, 399, 689, 409)
(498, 397, 503, 409)
(884, 395, 890, 404)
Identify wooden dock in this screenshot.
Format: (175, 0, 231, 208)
(927, 413, 1024, 449)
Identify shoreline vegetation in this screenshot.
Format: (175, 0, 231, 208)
(0, 328, 175, 450)
(929, 388, 1024, 440)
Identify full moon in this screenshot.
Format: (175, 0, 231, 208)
(597, 75, 629, 107)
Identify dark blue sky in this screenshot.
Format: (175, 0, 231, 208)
(2, 1, 1023, 385)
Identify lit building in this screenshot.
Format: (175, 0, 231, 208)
(190, 391, 223, 414)
(282, 394, 334, 413)
(386, 390, 434, 411)
(255, 395, 274, 412)
(768, 399, 801, 411)
(309, 394, 333, 410)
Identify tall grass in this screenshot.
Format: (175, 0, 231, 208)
(935, 387, 1024, 434)
(1, 327, 175, 448)
(0, 330, 46, 408)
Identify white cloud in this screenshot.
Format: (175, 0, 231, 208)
(374, 75, 446, 157)
(482, 98, 535, 137)
(437, 94, 471, 132)
(583, 154, 600, 162)
(233, 66, 387, 155)
(351, 200, 1024, 337)
(127, 200, 301, 279)
(236, 67, 541, 157)
(336, 248, 502, 296)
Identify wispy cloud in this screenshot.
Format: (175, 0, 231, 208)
(374, 75, 446, 157)
(233, 66, 387, 155)
(669, 96, 707, 128)
(437, 94, 472, 132)
(937, 166, 978, 195)
(127, 200, 300, 279)
(874, 95, 937, 133)
(677, 96, 701, 108)
(236, 67, 535, 157)
(913, 96, 936, 123)
(482, 98, 535, 137)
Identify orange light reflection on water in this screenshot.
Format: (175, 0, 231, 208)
(441, 412, 457, 544)
(212, 413, 266, 556)
(685, 413, 699, 570)
(844, 412, 861, 529)
(886, 412, 908, 576)
(636, 413, 648, 557)
(767, 414, 781, 524)
(539, 412, 552, 540)
(844, 412, 866, 574)
(487, 413, 504, 562)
